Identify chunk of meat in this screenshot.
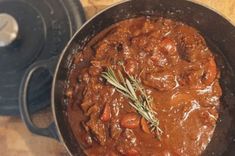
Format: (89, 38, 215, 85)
(81, 100, 93, 113)
(175, 26, 208, 62)
(110, 120, 122, 140)
(80, 132, 93, 147)
(179, 67, 205, 89)
(179, 58, 217, 89)
(143, 71, 178, 91)
(86, 117, 107, 145)
(142, 19, 155, 33)
(131, 34, 148, 50)
(125, 58, 138, 75)
(116, 129, 138, 154)
(131, 33, 160, 53)
(86, 105, 100, 116)
(160, 37, 179, 64)
(89, 64, 103, 76)
(170, 92, 194, 106)
(150, 51, 168, 67)
(160, 38, 177, 54)
(96, 42, 110, 59)
(129, 18, 146, 36)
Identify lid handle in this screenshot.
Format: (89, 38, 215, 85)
(0, 13, 19, 47)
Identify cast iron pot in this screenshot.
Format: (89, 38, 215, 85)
(19, 0, 235, 155)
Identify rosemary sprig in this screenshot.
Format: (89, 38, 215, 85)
(102, 67, 163, 139)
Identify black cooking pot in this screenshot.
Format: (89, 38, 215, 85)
(19, 0, 235, 155)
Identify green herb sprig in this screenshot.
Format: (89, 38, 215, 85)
(102, 67, 163, 139)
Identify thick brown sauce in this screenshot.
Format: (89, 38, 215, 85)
(67, 17, 222, 156)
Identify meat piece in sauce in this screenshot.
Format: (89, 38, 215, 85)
(86, 116, 107, 145)
(142, 71, 178, 91)
(110, 119, 122, 140)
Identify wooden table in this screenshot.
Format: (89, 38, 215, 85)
(0, 0, 234, 155)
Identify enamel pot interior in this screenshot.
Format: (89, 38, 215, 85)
(52, 0, 235, 155)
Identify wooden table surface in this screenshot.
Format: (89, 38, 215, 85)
(0, 0, 235, 156)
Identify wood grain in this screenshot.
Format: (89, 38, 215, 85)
(0, 0, 234, 155)
(81, 0, 235, 24)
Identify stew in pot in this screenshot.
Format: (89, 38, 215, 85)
(66, 17, 222, 156)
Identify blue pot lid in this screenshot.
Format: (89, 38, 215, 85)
(0, 0, 86, 116)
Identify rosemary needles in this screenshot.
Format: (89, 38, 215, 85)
(102, 67, 163, 139)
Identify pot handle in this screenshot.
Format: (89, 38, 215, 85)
(19, 57, 59, 140)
